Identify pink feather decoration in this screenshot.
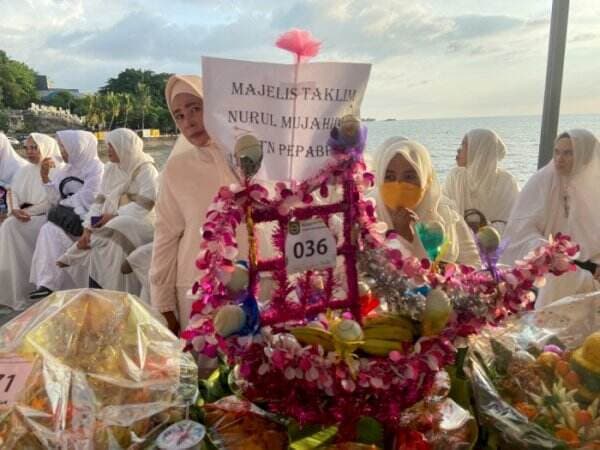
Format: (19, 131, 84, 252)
(275, 28, 321, 62)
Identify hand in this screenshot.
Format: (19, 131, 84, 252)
(77, 228, 92, 249)
(391, 207, 419, 242)
(12, 208, 31, 222)
(93, 213, 116, 228)
(162, 311, 180, 336)
(40, 157, 55, 183)
(57, 261, 69, 268)
(595, 266, 600, 281)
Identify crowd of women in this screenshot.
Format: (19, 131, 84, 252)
(1, 73, 599, 333)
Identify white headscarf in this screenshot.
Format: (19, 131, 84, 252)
(100, 128, 155, 213)
(0, 133, 27, 186)
(373, 137, 461, 261)
(443, 129, 519, 225)
(10, 133, 63, 208)
(29, 133, 63, 166)
(55, 130, 101, 179)
(503, 129, 600, 263)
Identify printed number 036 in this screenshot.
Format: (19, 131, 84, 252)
(292, 238, 328, 259)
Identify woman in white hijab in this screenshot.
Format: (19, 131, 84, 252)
(373, 137, 480, 267)
(28, 130, 104, 299)
(150, 75, 242, 334)
(501, 129, 600, 308)
(55, 128, 158, 294)
(0, 133, 63, 310)
(0, 132, 27, 188)
(443, 129, 519, 233)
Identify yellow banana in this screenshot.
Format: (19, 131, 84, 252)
(359, 338, 405, 356)
(363, 314, 415, 333)
(363, 325, 413, 342)
(290, 327, 335, 351)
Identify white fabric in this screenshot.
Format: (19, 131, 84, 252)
(102, 128, 155, 214)
(58, 140, 158, 294)
(501, 129, 600, 307)
(0, 215, 47, 310)
(0, 132, 27, 187)
(29, 222, 88, 291)
(443, 129, 519, 227)
(0, 134, 64, 309)
(52, 130, 104, 216)
(127, 242, 153, 304)
(372, 137, 480, 266)
(10, 133, 62, 214)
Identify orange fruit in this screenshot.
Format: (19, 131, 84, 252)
(556, 360, 571, 376)
(564, 371, 581, 389)
(576, 409, 593, 427)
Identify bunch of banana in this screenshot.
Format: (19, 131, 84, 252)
(290, 325, 336, 352)
(359, 314, 415, 357)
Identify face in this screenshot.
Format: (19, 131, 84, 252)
(107, 143, 120, 163)
(24, 137, 42, 164)
(57, 138, 69, 163)
(171, 93, 209, 147)
(385, 154, 421, 187)
(456, 136, 468, 167)
(554, 137, 574, 175)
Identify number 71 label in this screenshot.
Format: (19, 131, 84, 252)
(285, 219, 337, 273)
(0, 355, 34, 405)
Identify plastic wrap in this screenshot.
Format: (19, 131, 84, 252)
(467, 291, 600, 449)
(0, 289, 198, 449)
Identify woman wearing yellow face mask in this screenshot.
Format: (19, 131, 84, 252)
(372, 137, 480, 267)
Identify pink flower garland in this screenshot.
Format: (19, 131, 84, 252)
(183, 151, 579, 437)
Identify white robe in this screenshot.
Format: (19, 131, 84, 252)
(127, 242, 153, 304)
(30, 131, 103, 293)
(0, 134, 62, 310)
(61, 163, 158, 293)
(58, 129, 158, 294)
(0, 132, 27, 188)
(501, 129, 600, 308)
(443, 129, 519, 233)
(372, 137, 481, 267)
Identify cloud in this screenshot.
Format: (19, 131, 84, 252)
(2, 0, 599, 119)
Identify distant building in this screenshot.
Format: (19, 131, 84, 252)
(36, 75, 83, 101)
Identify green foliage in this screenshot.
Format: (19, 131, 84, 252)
(0, 109, 8, 131)
(0, 50, 39, 109)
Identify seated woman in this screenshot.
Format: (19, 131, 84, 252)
(373, 137, 481, 267)
(29, 130, 103, 299)
(443, 129, 519, 234)
(57, 128, 158, 294)
(0, 133, 63, 310)
(0, 133, 27, 223)
(502, 129, 600, 308)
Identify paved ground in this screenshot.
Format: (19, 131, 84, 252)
(0, 309, 20, 326)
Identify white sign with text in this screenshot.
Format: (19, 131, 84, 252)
(202, 57, 371, 181)
(0, 355, 34, 405)
(285, 219, 337, 273)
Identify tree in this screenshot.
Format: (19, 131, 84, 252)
(121, 93, 132, 127)
(44, 91, 76, 111)
(136, 82, 151, 130)
(105, 91, 121, 130)
(0, 50, 38, 109)
(0, 109, 8, 132)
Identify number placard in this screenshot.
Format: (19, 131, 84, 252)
(285, 219, 337, 273)
(0, 355, 34, 405)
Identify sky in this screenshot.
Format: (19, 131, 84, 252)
(1, 0, 599, 120)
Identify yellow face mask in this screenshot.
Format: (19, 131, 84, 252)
(380, 181, 425, 210)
